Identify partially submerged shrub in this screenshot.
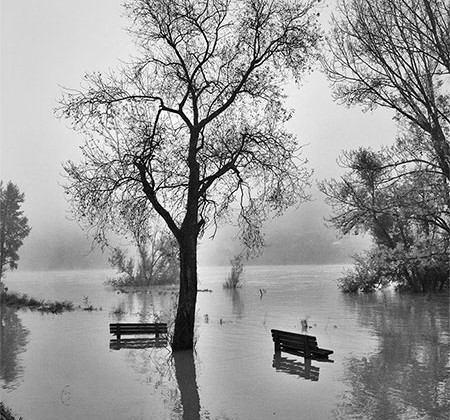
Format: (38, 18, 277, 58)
(338, 251, 387, 293)
(339, 243, 449, 293)
(223, 254, 245, 289)
(111, 302, 127, 317)
(38, 300, 74, 313)
(107, 232, 179, 289)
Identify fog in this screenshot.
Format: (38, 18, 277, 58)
(1, 0, 395, 271)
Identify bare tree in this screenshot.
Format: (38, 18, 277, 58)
(325, 0, 450, 181)
(59, 0, 320, 350)
(108, 220, 179, 287)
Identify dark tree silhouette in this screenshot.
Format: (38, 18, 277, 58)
(320, 145, 449, 292)
(321, 0, 449, 293)
(58, 0, 321, 349)
(325, 0, 450, 181)
(0, 182, 31, 280)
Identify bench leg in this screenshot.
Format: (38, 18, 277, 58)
(304, 357, 311, 379)
(273, 351, 282, 368)
(273, 331, 280, 352)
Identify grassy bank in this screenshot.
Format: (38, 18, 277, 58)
(0, 291, 74, 314)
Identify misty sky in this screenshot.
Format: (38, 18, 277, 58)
(0, 1, 398, 269)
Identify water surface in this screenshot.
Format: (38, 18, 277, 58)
(1, 265, 448, 419)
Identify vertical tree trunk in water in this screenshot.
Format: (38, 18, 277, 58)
(172, 233, 198, 350)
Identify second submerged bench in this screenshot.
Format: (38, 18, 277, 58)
(271, 329, 333, 360)
(109, 323, 167, 340)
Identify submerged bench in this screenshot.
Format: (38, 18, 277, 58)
(271, 329, 333, 361)
(109, 323, 167, 340)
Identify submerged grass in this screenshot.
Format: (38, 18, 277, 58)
(1, 291, 74, 314)
(0, 402, 23, 420)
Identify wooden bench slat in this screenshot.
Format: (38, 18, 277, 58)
(109, 322, 167, 327)
(110, 329, 167, 334)
(109, 326, 167, 330)
(271, 333, 317, 344)
(270, 329, 317, 341)
(271, 335, 318, 349)
(310, 348, 334, 357)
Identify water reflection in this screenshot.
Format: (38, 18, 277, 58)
(119, 345, 233, 419)
(110, 288, 178, 323)
(173, 351, 201, 420)
(272, 353, 320, 381)
(109, 336, 168, 350)
(120, 348, 204, 419)
(335, 292, 450, 420)
(226, 289, 244, 319)
(0, 306, 29, 390)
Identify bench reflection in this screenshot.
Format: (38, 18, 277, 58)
(109, 337, 168, 350)
(272, 353, 320, 381)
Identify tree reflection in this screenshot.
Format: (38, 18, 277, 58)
(110, 288, 178, 324)
(0, 306, 29, 390)
(123, 348, 203, 418)
(173, 350, 201, 420)
(110, 289, 238, 418)
(226, 289, 244, 319)
(121, 345, 240, 419)
(335, 293, 449, 420)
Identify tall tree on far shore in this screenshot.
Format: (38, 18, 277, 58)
(59, 0, 321, 350)
(325, 0, 450, 181)
(321, 0, 449, 293)
(0, 182, 31, 280)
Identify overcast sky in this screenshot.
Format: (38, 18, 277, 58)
(0, 1, 398, 269)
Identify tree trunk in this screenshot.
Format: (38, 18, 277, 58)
(430, 122, 450, 182)
(171, 231, 198, 350)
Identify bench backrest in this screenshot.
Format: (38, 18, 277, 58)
(110, 323, 168, 335)
(271, 329, 318, 350)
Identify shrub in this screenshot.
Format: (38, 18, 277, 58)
(338, 243, 449, 293)
(223, 254, 245, 289)
(107, 232, 179, 289)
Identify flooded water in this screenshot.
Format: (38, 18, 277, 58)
(1, 265, 449, 419)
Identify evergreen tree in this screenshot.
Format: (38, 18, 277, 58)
(0, 182, 31, 280)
